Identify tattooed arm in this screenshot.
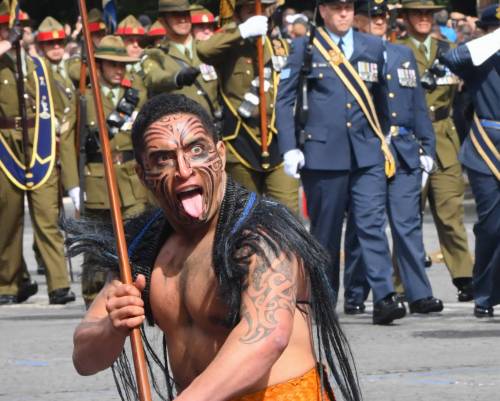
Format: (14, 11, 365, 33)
(175, 244, 300, 401)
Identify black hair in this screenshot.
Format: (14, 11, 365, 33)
(131, 93, 218, 165)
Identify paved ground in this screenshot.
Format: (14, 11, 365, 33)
(0, 199, 498, 401)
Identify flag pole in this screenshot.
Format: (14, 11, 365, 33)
(76, 1, 152, 400)
(255, 0, 270, 170)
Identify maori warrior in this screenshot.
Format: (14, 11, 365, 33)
(68, 94, 361, 401)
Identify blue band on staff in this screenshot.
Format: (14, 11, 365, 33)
(480, 119, 500, 130)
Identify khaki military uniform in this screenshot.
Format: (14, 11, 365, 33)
(0, 51, 73, 296)
(142, 37, 221, 120)
(81, 76, 150, 305)
(197, 24, 299, 213)
(399, 36, 473, 282)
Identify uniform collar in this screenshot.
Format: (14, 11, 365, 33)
(409, 34, 432, 60)
(325, 27, 354, 60)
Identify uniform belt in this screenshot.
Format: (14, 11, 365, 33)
(389, 126, 411, 136)
(86, 150, 135, 165)
(480, 119, 500, 130)
(428, 106, 449, 123)
(0, 117, 36, 130)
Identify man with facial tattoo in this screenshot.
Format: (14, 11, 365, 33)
(69, 94, 361, 401)
(80, 35, 150, 307)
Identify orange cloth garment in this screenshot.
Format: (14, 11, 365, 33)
(231, 367, 334, 401)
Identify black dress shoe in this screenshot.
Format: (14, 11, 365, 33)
(395, 293, 407, 303)
(49, 288, 76, 305)
(373, 294, 406, 325)
(454, 278, 474, 302)
(344, 301, 366, 315)
(17, 279, 38, 303)
(0, 294, 17, 305)
(474, 305, 494, 318)
(409, 297, 444, 314)
(424, 254, 433, 268)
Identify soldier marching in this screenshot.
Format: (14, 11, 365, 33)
(0, 0, 498, 323)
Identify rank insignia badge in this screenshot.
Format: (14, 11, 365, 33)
(357, 61, 378, 82)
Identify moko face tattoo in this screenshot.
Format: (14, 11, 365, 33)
(141, 113, 225, 230)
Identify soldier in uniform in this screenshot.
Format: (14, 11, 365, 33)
(81, 35, 150, 307)
(191, 7, 216, 41)
(34, 16, 81, 275)
(116, 15, 145, 80)
(440, 6, 500, 317)
(67, 8, 107, 84)
(0, 3, 75, 305)
(196, 0, 300, 214)
(147, 20, 166, 48)
(142, 0, 221, 126)
(398, 0, 474, 302)
(276, 0, 405, 324)
(343, 0, 443, 315)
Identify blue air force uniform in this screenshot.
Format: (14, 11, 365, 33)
(276, 28, 396, 304)
(441, 40, 500, 312)
(344, 42, 438, 305)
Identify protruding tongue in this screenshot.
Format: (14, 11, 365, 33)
(180, 191, 203, 219)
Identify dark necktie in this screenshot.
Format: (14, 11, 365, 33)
(338, 38, 345, 55)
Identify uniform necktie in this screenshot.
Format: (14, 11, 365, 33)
(418, 43, 428, 61)
(338, 38, 345, 55)
(184, 47, 191, 61)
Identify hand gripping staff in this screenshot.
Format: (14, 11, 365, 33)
(76, 1, 152, 400)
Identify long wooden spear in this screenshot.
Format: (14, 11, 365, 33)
(255, 0, 270, 170)
(76, 1, 152, 400)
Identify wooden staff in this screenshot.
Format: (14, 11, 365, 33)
(255, 0, 270, 169)
(76, 1, 152, 400)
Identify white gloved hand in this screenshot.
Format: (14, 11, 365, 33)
(466, 27, 500, 66)
(68, 187, 81, 212)
(283, 149, 305, 179)
(420, 155, 434, 173)
(238, 15, 268, 39)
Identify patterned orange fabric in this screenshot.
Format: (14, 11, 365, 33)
(232, 367, 334, 401)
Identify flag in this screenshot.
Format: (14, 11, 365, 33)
(219, 0, 235, 27)
(103, 0, 117, 33)
(8, 0, 19, 28)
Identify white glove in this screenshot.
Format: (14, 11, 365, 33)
(420, 155, 434, 173)
(466, 27, 500, 66)
(68, 187, 80, 212)
(421, 171, 429, 189)
(239, 15, 268, 39)
(283, 149, 305, 179)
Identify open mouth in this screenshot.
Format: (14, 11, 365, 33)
(176, 186, 204, 219)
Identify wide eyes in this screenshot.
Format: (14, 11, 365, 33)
(190, 144, 204, 157)
(152, 151, 175, 166)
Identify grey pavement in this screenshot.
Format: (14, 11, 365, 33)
(0, 198, 499, 401)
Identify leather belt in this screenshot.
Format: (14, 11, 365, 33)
(0, 117, 36, 130)
(389, 126, 411, 136)
(428, 106, 449, 123)
(86, 150, 135, 165)
(480, 118, 500, 130)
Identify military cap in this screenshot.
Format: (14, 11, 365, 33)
(476, 4, 500, 29)
(88, 8, 106, 33)
(148, 20, 167, 37)
(116, 15, 145, 36)
(191, 7, 215, 24)
(94, 35, 139, 63)
(36, 16, 66, 42)
(158, 0, 191, 13)
(318, 0, 354, 4)
(400, 0, 444, 11)
(235, 0, 277, 6)
(355, 0, 388, 15)
(0, 0, 9, 25)
(0, 3, 30, 25)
